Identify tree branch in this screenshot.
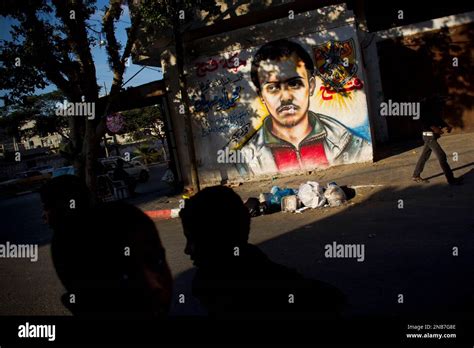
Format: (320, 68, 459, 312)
(102, 0, 123, 86)
(121, 3, 142, 65)
(22, 10, 81, 100)
(51, 0, 98, 101)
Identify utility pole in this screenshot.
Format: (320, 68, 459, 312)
(171, 0, 200, 193)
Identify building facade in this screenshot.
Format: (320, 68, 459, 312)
(132, 0, 474, 188)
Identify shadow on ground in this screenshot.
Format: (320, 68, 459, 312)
(125, 186, 175, 207)
(425, 163, 474, 180)
(171, 169, 474, 319)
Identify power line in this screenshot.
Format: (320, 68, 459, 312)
(144, 66, 162, 73)
(85, 23, 102, 34)
(121, 65, 146, 88)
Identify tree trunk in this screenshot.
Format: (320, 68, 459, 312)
(172, 1, 200, 192)
(84, 120, 100, 205)
(69, 107, 85, 179)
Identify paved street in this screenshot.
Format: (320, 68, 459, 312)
(1, 133, 473, 317)
(135, 162, 170, 195)
(0, 162, 170, 315)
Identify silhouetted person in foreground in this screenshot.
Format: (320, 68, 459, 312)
(179, 186, 345, 319)
(412, 96, 463, 185)
(40, 175, 172, 318)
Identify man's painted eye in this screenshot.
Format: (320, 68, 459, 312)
(266, 84, 279, 92)
(288, 80, 303, 88)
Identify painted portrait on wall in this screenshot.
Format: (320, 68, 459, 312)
(187, 30, 373, 181)
(239, 39, 371, 175)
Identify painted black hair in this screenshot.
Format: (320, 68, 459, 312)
(251, 39, 315, 92)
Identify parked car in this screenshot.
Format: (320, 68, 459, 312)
(52, 166, 76, 178)
(99, 157, 150, 183)
(0, 177, 20, 191)
(31, 165, 54, 176)
(131, 156, 145, 164)
(0, 170, 50, 193)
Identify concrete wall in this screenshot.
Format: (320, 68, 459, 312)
(179, 4, 374, 185)
(150, 3, 474, 187)
(374, 12, 474, 140)
(357, 29, 389, 144)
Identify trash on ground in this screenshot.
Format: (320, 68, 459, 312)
(281, 195, 300, 212)
(270, 186, 295, 205)
(253, 180, 353, 216)
(324, 182, 347, 207)
(295, 206, 310, 214)
(297, 181, 326, 208)
(244, 197, 261, 217)
(259, 192, 273, 204)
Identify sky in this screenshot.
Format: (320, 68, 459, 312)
(0, 0, 163, 106)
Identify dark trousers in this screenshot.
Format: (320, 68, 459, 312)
(413, 135, 454, 182)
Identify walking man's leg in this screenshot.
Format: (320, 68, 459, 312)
(429, 138, 462, 185)
(413, 137, 432, 183)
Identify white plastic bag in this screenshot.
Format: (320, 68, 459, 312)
(324, 183, 347, 207)
(297, 181, 326, 208)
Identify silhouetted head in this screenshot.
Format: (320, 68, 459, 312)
(39, 175, 91, 230)
(179, 186, 251, 267)
(52, 201, 172, 318)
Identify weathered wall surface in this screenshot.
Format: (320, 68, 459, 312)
(183, 5, 374, 184)
(376, 15, 474, 140)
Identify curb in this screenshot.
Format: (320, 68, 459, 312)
(16, 191, 33, 196)
(144, 208, 181, 220)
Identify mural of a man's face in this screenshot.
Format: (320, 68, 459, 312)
(257, 53, 315, 128)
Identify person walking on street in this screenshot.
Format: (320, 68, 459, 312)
(412, 96, 463, 185)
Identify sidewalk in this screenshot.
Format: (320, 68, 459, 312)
(136, 132, 474, 211)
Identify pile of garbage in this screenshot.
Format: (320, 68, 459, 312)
(244, 181, 347, 217)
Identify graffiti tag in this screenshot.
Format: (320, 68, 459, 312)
(195, 53, 247, 77)
(314, 39, 358, 91)
(224, 122, 251, 148)
(319, 77, 364, 101)
(193, 86, 242, 113)
(201, 110, 249, 138)
(197, 73, 244, 94)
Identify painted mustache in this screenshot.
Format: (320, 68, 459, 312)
(277, 104, 299, 113)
